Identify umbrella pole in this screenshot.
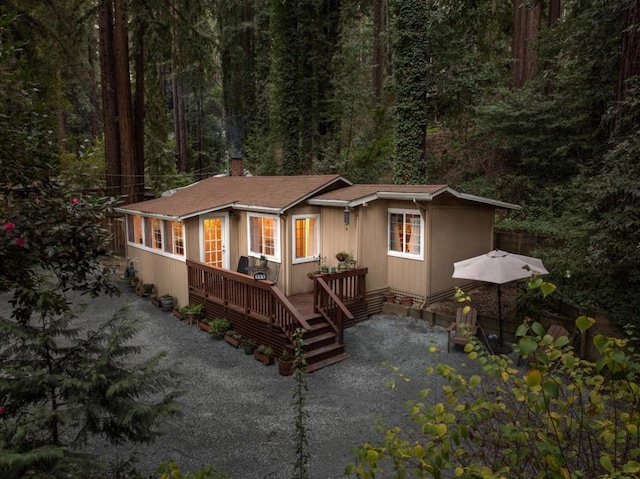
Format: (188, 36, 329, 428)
(498, 284, 503, 346)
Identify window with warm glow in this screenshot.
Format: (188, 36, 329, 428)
(388, 209, 423, 259)
(203, 218, 223, 266)
(292, 215, 319, 263)
(248, 213, 279, 261)
(164, 220, 184, 256)
(151, 218, 163, 250)
(128, 215, 144, 244)
(172, 221, 184, 256)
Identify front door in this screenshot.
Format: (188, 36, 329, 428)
(200, 214, 229, 269)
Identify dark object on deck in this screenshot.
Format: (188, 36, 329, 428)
(237, 256, 249, 275)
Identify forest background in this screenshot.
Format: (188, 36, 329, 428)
(1, 0, 639, 327)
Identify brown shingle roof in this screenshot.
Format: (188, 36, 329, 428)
(309, 184, 519, 210)
(311, 184, 448, 202)
(116, 175, 349, 219)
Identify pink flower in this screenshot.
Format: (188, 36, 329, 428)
(14, 237, 26, 247)
(72, 197, 79, 204)
(3, 222, 16, 232)
(0, 406, 4, 415)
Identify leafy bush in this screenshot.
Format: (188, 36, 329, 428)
(347, 281, 640, 478)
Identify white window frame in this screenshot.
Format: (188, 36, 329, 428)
(128, 214, 144, 245)
(387, 208, 424, 260)
(291, 214, 320, 264)
(199, 213, 230, 269)
(170, 221, 185, 256)
(125, 215, 186, 261)
(247, 212, 281, 263)
(150, 218, 163, 250)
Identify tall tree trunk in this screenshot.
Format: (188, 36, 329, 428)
(615, 0, 640, 134)
(172, 69, 188, 172)
(134, 20, 145, 195)
(98, 1, 121, 198)
(512, 0, 542, 89)
(55, 68, 66, 153)
(114, 0, 138, 203)
(372, 0, 389, 99)
(548, 0, 561, 26)
(87, 23, 100, 140)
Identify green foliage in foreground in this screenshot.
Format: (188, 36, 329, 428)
(347, 282, 640, 479)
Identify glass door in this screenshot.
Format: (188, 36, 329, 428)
(200, 214, 229, 268)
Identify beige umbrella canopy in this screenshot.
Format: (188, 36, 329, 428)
(452, 249, 549, 346)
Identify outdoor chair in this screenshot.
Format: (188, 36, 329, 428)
(447, 307, 479, 353)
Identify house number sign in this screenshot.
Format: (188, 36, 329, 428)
(253, 272, 267, 281)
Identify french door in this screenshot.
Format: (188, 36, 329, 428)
(200, 214, 229, 269)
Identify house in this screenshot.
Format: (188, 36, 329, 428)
(115, 174, 517, 370)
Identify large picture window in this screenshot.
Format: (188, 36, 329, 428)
(248, 213, 280, 262)
(388, 209, 423, 260)
(292, 214, 319, 263)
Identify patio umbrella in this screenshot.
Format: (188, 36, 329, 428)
(452, 249, 549, 347)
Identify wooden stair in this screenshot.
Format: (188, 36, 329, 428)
(300, 314, 350, 373)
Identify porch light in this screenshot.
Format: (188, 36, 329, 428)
(343, 207, 350, 226)
(229, 209, 236, 219)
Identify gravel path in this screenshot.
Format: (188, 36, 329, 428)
(3, 285, 482, 478)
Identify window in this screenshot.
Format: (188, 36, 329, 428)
(388, 209, 423, 259)
(248, 213, 279, 261)
(151, 218, 163, 250)
(171, 221, 184, 256)
(292, 215, 319, 263)
(128, 215, 143, 244)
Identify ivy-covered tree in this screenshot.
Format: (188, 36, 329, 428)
(389, 0, 429, 184)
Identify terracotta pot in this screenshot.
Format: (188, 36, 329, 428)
(399, 296, 413, 306)
(383, 292, 396, 303)
(224, 335, 240, 348)
(254, 350, 274, 365)
(278, 357, 294, 376)
(197, 321, 210, 333)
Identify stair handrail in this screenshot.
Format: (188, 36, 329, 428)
(315, 276, 353, 345)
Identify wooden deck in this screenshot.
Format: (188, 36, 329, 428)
(186, 260, 368, 372)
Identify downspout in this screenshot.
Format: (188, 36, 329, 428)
(413, 199, 430, 309)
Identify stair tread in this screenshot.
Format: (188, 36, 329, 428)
(306, 352, 350, 373)
(304, 331, 336, 345)
(304, 342, 344, 359)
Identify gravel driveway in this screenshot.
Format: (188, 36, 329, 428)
(5, 285, 480, 478)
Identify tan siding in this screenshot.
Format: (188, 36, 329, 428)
(125, 245, 189, 308)
(429, 206, 494, 296)
(357, 201, 389, 291)
(319, 207, 354, 267)
(185, 217, 200, 261)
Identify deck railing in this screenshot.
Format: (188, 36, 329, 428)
(186, 260, 311, 340)
(312, 268, 367, 344)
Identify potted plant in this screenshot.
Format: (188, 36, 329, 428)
(399, 295, 413, 306)
(320, 262, 329, 274)
(242, 339, 257, 355)
(278, 348, 294, 376)
(347, 254, 357, 270)
(127, 276, 139, 291)
(259, 254, 267, 267)
(224, 330, 242, 348)
(208, 317, 231, 339)
(142, 283, 154, 297)
(254, 345, 274, 365)
(383, 291, 396, 303)
(180, 303, 204, 326)
(160, 294, 174, 310)
(335, 251, 349, 262)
